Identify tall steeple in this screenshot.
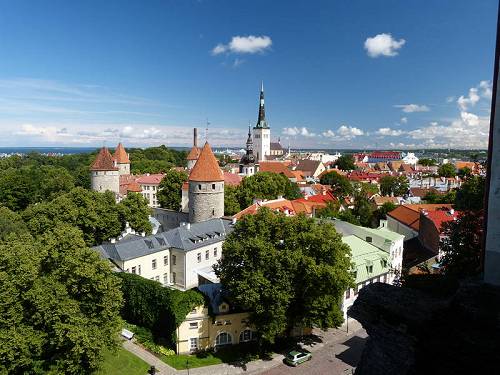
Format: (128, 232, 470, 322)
(255, 81, 268, 129)
(246, 125, 253, 154)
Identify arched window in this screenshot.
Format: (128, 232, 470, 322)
(239, 329, 255, 343)
(215, 332, 232, 346)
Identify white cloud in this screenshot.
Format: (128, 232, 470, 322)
(282, 126, 315, 137)
(211, 35, 272, 55)
(376, 127, 405, 136)
(400, 117, 408, 124)
(394, 104, 430, 113)
(337, 125, 364, 138)
(364, 33, 405, 57)
(457, 81, 492, 110)
(322, 129, 336, 137)
(232, 58, 245, 67)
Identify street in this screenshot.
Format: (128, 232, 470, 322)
(258, 329, 367, 375)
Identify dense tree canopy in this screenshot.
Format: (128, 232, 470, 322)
(22, 187, 151, 246)
(129, 146, 187, 174)
(229, 172, 302, 211)
(0, 206, 29, 241)
(157, 169, 188, 211)
(319, 171, 353, 198)
(440, 212, 483, 278)
(419, 158, 437, 166)
(423, 190, 456, 204)
(118, 193, 153, 234)
(0, 165, 75, 211)
(454, 176, 485, 211)
(334, 155, 356, 171)
(0, 225, 123, 374)
(215, 209, 353, 343)
(379, 175, 409, 197)
(438, 163, 457, 177)
(224, 185, 242, 216)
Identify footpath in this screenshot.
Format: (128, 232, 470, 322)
(122, 318, 364, 375)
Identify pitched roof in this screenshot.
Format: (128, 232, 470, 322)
(224, 172, 243, 186)
(90, 147, 119, 171)
(425, 209, 459, 232)
(372, 196, 399, 206)
(270, 142, 283, 150)
(295, 159, 322, 173)
(188, 142, 224, 182)
(409, 187, 441, 198)
(187, 146, 201, 160)
(136, 173, 165, 184)
(387, 204, 453, 231)
(114, 143, 130, 164)
(126, 181, 142, 193)
(259, 162, 295, 178)
(399, 163, 414, 174)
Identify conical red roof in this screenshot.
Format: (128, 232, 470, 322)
(114, 143, 130, 163)
(188, 142, 224, 182)
(90, 147, 119, 171)
(187, 146, 201, 160)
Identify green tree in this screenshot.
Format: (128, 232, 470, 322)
(157, 170, 188, 211)
(320, 171, 353, 198)
(438, 163, 456, 177)
(379, 175, 409, 197)
(316, 200, 341, 219)
(118, 193, 152, 234)
(440, 212, 483, 278)
(0, 206, 28, 241)
(423, 190, 456, 204)
(419, 158, 437, 166)
(0, 225, 123, 374)
(334, 155, 356, 171)
(215, 209, 353, 343)
(373, 202, 397, 226)
(454, 176, 485, 211)
(224, 185, 241, 216)
(22, 188, 124, 246)
(457, 166, 472, 179)
(238, 172, 301, 209)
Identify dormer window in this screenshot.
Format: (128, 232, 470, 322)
(219, 303, 229, 313)
(366, 236, 372, 243)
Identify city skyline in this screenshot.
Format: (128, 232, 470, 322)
(0, 0, 497, 149)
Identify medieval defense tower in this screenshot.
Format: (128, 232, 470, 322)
(90, 147, 120, 194)
(114, 143, 131, 175)
(253, 81, 270, 162)
(188, 142, 224, 223)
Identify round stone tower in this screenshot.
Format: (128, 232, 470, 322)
(114, 142, 130, 175)
(188, 142, 224, 223)
(90, 147, 120, 195)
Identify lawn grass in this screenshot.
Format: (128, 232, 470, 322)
(94, 347, 150, 375)
(159, 352, 223, 370)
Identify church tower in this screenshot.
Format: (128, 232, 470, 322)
(188, 142, 224, 223)
(239, 126, 259, 176)
(253, 81, 271, 162)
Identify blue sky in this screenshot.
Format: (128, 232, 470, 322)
(0, 0, 497, 149)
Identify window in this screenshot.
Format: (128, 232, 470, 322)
(163, 273, 168, 284)
(164, 255, 168, 266)
(172, 255, 176, 265)
(212, 184, 216, 189)
(155, 276, 159, 282)
(383, 274, 387, 283)
(224, 320, 231, 325)
(239, 329, 255, 343)
(190, 308, 197, 314)
(354, 285, 359, 295)
(198, 184, 202, 190)
(189, 322, 198, 329)
(212, 208, 215, 216)
(172, 272, 176, 283)
(215, 320, 223, 326)
(152, 259, 157, 270)
(215, 332, 232, 346)
(190, 338, 198, 351)
(205, 250, 209, 260)
(131, 266, 136, 274)
(138, 265, 141, 275)
(367, 265, 373, 273)
(366, 236, 372, 243)
(346, 288, 351, 299)
(197, 253, 201, 263)
(214, 248, 218, 257)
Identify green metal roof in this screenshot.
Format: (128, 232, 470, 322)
(342, 235, 391, 284)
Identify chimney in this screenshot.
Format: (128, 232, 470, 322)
(449, 208, 455, 215)
(141, 232, 146, 237)
(110, 238, 116, 244)
(193, 128, 198, 147)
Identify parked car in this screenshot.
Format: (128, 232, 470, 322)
(284, 350, 312, 366)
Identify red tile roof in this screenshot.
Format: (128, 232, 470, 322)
(224, 172, 243, 186)
(90, 147, 119, 171)
(387, 204, 453, 231)
(259, 162, 295, 179)
(425, 209, 458, 232)
(188, 142, 224, 182)
(114, 143, 130, 163)
(136, 174, 165, 185)
(187, 146, 201, 160)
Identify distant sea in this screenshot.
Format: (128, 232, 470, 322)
(0, 146, 190, 155)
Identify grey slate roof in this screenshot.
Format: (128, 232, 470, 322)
(94, 218, 234, 262)
(270, 142, 283, 150)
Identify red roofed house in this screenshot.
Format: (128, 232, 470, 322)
(136, 173, 166, 208)
(419, 208, 459, 255)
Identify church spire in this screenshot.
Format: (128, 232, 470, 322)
(246, 125, 253, 154)
(255, 81, 268, 129)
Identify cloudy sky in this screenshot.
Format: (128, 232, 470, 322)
(0, 0, 497, 149)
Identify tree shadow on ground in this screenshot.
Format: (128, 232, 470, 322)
(335, 335, 367, 368)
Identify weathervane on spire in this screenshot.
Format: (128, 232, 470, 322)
(205, 118, 210, 142)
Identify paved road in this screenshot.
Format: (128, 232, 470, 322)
(259, 329, 367, 375)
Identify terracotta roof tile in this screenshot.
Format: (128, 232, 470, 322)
(188, 142, 224, 182)
(224, 172, 243, 186)
(387, 204, 453, 231)
(259, 162, 295, 178)
(90, 147, 119, 171)
(114, 143, 130, 163)
(187, 146, 201, 160)
(136, 174, 165, 184)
